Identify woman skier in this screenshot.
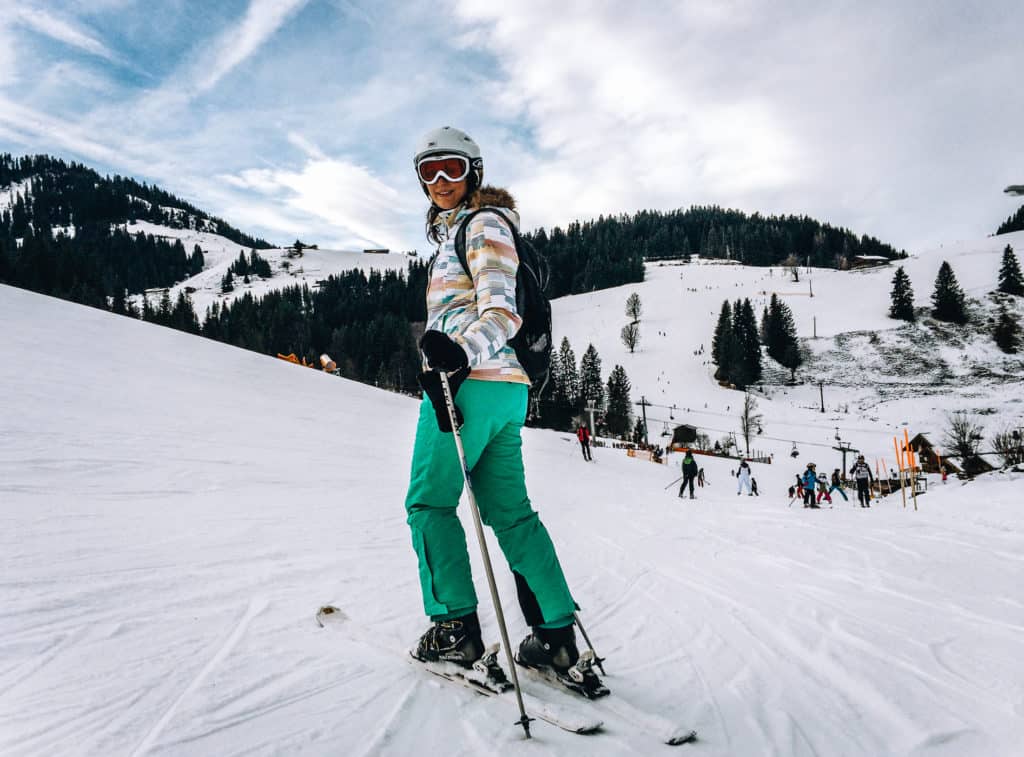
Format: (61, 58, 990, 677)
(403, 126, 599, 692)
(735, 459, 753, 495)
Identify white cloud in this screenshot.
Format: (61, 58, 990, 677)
(12, 6, 120, 63)
(194, 0, 310, 94)
(287, 132, 326, 161)
(0, 21, 16, 88)
(221, 157, 418, 250)
(450, 1, 1023, 251)
(449, 1, 805, 235)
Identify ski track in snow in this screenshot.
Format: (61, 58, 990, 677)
(130, 597, 268, 757)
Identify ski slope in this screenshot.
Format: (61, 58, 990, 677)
(552, 230, 1024, 465)
(2, 283, 1022, 756)
(118, 221, 413, 319)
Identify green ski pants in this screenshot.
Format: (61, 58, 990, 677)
(405, 379, 576, 625)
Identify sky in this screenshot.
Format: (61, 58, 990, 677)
(0, 0, 1021, 254)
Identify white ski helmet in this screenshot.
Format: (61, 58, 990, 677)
(413, 126, 483, 197)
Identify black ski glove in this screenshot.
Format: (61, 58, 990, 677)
(420, 330, 470, 372)
(418, 367, 470, 433)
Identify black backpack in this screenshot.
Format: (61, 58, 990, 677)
(453, 207, 552, 387)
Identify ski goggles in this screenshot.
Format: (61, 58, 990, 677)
(416, 154, 471, 185)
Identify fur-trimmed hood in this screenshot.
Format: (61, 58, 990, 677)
(471, 184, 519, 230)
(436, 184, 520, 235)
(473, 185, 516, 211)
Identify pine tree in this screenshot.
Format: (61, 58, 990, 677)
(711, 300, 734, 382)
(763, 294, 801, 379)
(604, 365, 632, 437)
(931, 261, 968, 324)
(730, 298, 761, 389)
(888, 265, 916, 321)
(557, 337, 580, 410)
(579, 343, 605, 409)
(994, 302, 1020, 353)
(998, 244, 1023, 296)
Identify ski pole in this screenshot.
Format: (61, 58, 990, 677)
(573, 611, 607, 676)
(664, 474, 684, 490)
(439, 371, 532, 738)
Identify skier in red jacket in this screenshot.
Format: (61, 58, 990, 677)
(576, 424, 593, 461)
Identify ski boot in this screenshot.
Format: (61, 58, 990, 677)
(411, 613, 484, 669)
(411, 613, 511, 693)
(517, 624, 609, 699)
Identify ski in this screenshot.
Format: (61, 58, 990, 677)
(517, 648, 611, 699)
(517, 658, 698, 746)
(315, 606, 602, 736)
(417, 651, 604, 735)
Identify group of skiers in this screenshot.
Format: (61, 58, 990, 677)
(790, 455, 874, 508)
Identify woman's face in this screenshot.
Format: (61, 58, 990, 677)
(427, 176, 468, 210)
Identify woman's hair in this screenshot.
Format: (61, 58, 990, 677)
(425, 185, 480, 245)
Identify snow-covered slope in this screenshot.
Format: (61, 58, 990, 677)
(2, 283, 1023, 756)
(0, 178, 31, 211)
(120, 221, 413, 318)
(552, 230, 1024, 465)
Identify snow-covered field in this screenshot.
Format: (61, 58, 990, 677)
(2, 279, 1023, 756)
(119, 221, 412, 318)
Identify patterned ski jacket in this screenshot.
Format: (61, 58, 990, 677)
(425, 188, 529, 385)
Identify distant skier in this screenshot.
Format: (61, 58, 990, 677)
(816, 473, 832, 505)
(404, 126, 599, 692)
(940, 465, 948, 484)
(849, 454, 874, 507)
(802, 463, 819, 507)
(736, 459, 753, 496)
(697, 467, 706, 487)
(576, 424, 592, 461)
(750, 477, 759, 496)
(829, 469, 849, 502)
(679, 450, 699, 499)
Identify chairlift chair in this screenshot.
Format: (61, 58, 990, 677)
(790, 442, 799, 458)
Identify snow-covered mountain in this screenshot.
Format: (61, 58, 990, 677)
(552, 229, 1024, 464)
(2, 266, 1023, 755)
(119, 220, 413, 317)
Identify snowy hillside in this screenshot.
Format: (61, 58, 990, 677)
(119, 221, 413, 318)
(2, 283, 1023, 756)
(552, 230, 1024, 465)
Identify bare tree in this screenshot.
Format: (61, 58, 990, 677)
(784, 253, 800, 282)
(942, 411, 984, 463)
(739, 392, 763, 455)
(625, 292, 642, 322)
(991, 425, 1024, 466)
(621, 322, 640, 353)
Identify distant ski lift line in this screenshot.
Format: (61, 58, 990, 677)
(641, 401, 898, 435)
(643, 413, 866, 452)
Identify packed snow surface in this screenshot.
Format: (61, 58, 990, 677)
(2, 283, 1023, 756)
